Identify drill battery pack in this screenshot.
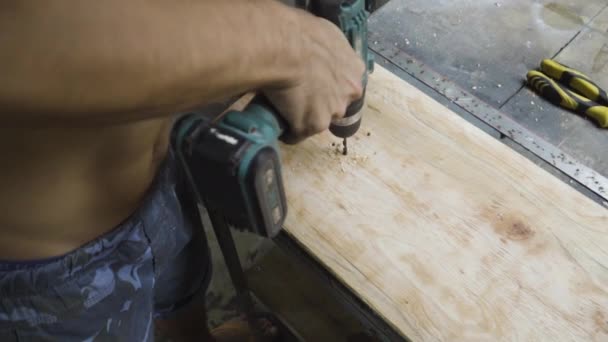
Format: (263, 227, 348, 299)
(173, 103, 287, 238)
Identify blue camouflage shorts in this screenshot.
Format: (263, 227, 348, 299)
(0, 153, 212, 341)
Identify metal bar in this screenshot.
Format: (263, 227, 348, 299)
(369, 38, 608, 202)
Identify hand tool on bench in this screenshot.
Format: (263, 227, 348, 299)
(527, 59, 608, 128)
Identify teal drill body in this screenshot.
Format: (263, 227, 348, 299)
(175, 0, 373, 238)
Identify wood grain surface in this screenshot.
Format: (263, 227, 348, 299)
(280, 65, 608, 341)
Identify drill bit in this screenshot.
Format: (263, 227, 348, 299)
(342, 138, 348, 156)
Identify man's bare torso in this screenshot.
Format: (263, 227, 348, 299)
(0, 117, 174, 260)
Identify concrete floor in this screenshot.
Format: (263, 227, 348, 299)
(369, 0, 608, 178)
(162, 1, 608, 341)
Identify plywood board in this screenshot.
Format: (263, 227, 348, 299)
(280, 65, 608, 341)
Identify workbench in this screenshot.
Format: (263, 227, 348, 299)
(257, 1, 608, 341)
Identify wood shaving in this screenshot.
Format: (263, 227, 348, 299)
(326, 138, 373, 173)
(340, 160, 347, 173)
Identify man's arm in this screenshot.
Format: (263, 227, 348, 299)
(0, 0, 301, 123)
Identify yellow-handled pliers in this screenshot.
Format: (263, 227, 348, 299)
(526, 59, 608, 128)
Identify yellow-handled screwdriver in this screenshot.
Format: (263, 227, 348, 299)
(527, 61, 608, 128)
(540, 59, 608, 106)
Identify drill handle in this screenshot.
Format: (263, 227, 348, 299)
(247, 94, 289, 138)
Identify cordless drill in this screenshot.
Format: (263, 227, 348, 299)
(174, 1, 373, 333)
(175, 0, 374, 239)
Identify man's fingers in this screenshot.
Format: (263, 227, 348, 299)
(351, 78, 364, 101)
(307, 114, 331, 135)
(349, 61, 366, 99)
(280, 118, 306, 144)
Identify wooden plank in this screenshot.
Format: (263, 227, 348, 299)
(280, 65, 608, 341)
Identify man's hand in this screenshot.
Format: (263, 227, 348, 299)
(264, 11, 365, 144)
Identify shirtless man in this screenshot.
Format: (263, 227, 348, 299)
(0, 1, 364, 341)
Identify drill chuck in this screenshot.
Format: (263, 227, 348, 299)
(329, 93, 365, 138)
